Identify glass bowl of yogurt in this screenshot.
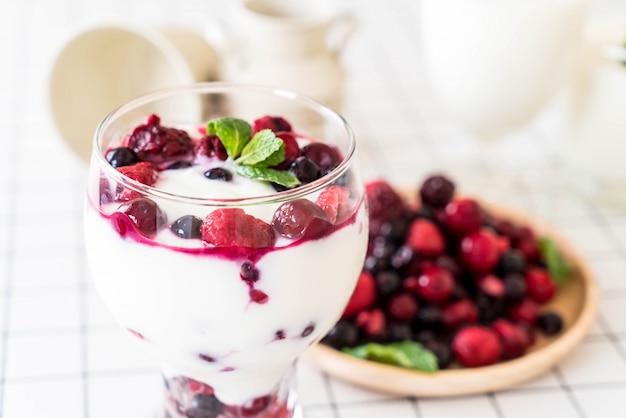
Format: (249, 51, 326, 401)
(84, 83, 368, 418)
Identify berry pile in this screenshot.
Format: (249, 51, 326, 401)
(100, 114, 353, 249)
(323, 176, 566, 369)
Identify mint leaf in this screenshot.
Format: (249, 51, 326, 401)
(235, 165, 300, 187)
(538, 237, 570, 284)
(236, 129, 285, 167)
(342, 341, 438, 373)
(207, 117, 252, 160)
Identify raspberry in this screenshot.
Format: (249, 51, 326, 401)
(386, 292, 419, 321)
(355, 308, 386, 337)
(316, 185, 351, 224)
(441, 299, 479, 330)
(413, 265, 455, 303)
(365, 180, 407, 234)
(460, 228, 501, 274)
(451, 325, 502, 367)
(514, 226, 540, 262)
(443, 198, 484, 236)
(115, 162, 158, 202)
(201, 208, 276, 248)
(508, 298, 539, 327)
(342, 271, 377, 318)
(525, 267, 556, 303)
(492, 319, 529, 360)
(405, 219, 445, 258)
(194, 135, 227, 161)
(126, 114, 193, 167)
(274, 132, 300, 170)
(477, 274, 505, 299)
(252, 115, 292, 134)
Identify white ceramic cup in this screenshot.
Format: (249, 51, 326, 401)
(49, 21, 220, 163)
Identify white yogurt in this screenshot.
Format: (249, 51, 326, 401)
(84, 164, 367, 405)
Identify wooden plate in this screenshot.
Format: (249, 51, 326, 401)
(305, 199, 599, 397)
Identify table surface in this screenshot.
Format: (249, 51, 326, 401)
(2, 0, 626, 417)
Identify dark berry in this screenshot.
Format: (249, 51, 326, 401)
(186, 394, 223, 418)
(419, 175, 455, 208)
(271, 199, 329, 240)
(301, 323, 315, 337)
(195, 135, 227, 161)
(379, 217, 410, 243)
(371, 236, 397, 261)
(170, 215, 203, 239)
(387, 321, 413, 342)
(204, 167, 233, 182)
(166, 161, 193, 170)
(288, 156, 321, 184)
(434, 255, 462, 280)
(300, 142, 341, 172)
(424, 340, 453, 369)
(105, 147, 138, 168)
(414, 304, 442, 329)
(390, 245, 416, 271)
(496, 249, 527, 275)
(413, 205, 438, 222)
(113, 198, 167, 238)
(537, 311, 564, 335)
(503, 273, 527, 302)
(240, 261, 259, 283)
(413, 329, 437, 345)
(365, 180, 408, 233)
(374, 270, 402, 298)
(323, 320, 359, 349)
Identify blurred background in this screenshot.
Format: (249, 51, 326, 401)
(2, 0, 626, 417)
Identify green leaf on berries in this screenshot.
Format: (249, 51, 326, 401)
(207, 117, 252, 159)
(236, 129, 285, 167)
(235, 165, 300, 187)
(342, 341, 438, 373)
(538, 237, 570, 284)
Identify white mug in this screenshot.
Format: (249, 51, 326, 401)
(49, 20, 220, 163)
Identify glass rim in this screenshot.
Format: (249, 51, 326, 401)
(93, 82, 357, 207)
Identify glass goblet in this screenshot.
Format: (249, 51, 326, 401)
(84, 83, 368, 418)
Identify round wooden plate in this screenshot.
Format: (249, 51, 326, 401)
(305, 198, 599, 397)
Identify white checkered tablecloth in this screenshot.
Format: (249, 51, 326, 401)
(2, 0, 626, 417)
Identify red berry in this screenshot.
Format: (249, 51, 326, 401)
(271, 199, 330, 240)
(452, 325, 502, 367)
(414, 265, 455, 303)
(492, 319, 529, 360)
(300, 142, 341, 172)
(460, 228, 501, 274)
(194, 135, 227, 161)
(405, 219, 445, 258)
(387, 292, 419, 321)
(126, 114, 193, 167)
(477, 274, 505, 299)
(115, 162, 159, 201)
(496, 219, 521, 241)
(201, 208, 276, 248)
(252, 115, 292, 134)
(113, 197, 167, 238)
(355, 308, 386, 337)
(316, 185, 352, 224)
(443, 198, 484, 236)
(342, 271, 377, 318)
(525, 267, 556, 303)
(274, 132, 300, 170)
(441, 299, 479, 330)
(187, 379, 214, 396)
(508, 298, 539, 327)
(365, 180, 407, 233)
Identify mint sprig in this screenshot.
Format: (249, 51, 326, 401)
(342, 341, 439, 373)
(538, 237, 571, 284)
(206, 118, 300, 187)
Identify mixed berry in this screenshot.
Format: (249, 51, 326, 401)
(322, 175, 568, 370)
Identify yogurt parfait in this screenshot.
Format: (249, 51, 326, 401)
(84, 84, 368, 418)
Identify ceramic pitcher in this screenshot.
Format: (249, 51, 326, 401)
(209, 0, 355, 111)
